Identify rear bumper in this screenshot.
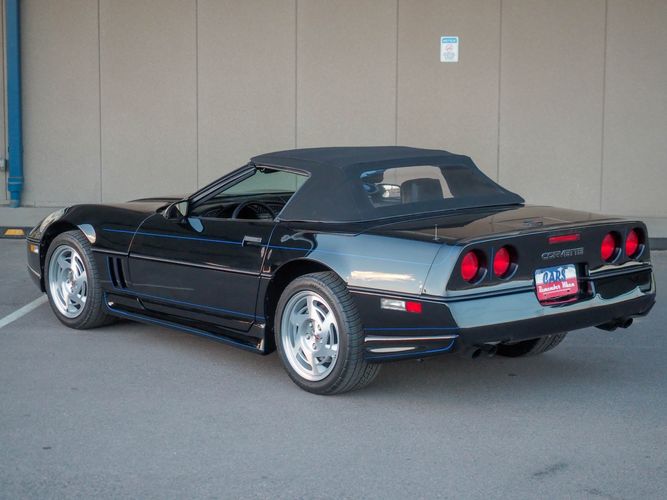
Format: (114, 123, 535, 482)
(355, 266, 656, 362)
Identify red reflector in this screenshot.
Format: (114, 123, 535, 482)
(405, 301, 422, 314)
(601, 232, 618, 262)
(493, 246, 511, 277)
(625, 229, 640, 257)
(548, 234, 580, 244)
(460, 251, 480, 282)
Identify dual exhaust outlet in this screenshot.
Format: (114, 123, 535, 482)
(458, 316, 634, 358)
(596, 317, 634, 332)
(459, 344, 497, 360)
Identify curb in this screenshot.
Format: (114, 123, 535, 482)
(0, 227, 31, 239)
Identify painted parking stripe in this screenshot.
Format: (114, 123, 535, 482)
(0, 295, 48, 329)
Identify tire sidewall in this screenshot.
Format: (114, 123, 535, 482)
(275, 275, 353, 393)
(44, 231, 99, 328)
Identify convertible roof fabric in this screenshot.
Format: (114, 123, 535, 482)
(252, 146, 455, 171)
(252, 146, 524, 223)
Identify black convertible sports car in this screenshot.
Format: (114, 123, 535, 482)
(27, 147, 656, 394)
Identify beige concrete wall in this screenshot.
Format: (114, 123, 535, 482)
(197, 0, 296, 187)
(100, 0, 197, 202)
(398, 0, 501, 179)
(9, 0, 667, 218)
(602, 0, 667, 216)
(297, 0, 397, 147)
(499, 0, 606, 212)
(21, 0, 101, 206)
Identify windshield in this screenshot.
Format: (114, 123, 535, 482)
(213, 168, 308, 199)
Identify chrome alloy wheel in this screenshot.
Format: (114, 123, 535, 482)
(48, 245, 88, 318)
(280, 290, 340, 381)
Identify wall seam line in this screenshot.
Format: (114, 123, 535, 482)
(294, 0, 298, 149)
(195, 0, 199, 187)
(97, 0, 103, 202)
(599, 0, 608, 211)
(496, 0, 503, 182)
(394, 0, 399, 145)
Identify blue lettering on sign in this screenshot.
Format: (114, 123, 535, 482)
(441, 37, 458, 43)
(542, 268, 566, 283)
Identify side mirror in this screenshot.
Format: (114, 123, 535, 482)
(164, 199, 189, 221)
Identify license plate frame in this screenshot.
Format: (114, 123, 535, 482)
(534, 264, 579, 302)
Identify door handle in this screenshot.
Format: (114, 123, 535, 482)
(242, 235, 263, 247)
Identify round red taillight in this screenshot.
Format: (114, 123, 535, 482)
(493, 246, 512, 278)
(625, 229, 640, 257)
(461, 251, 480, 282)
(600, 232, 619, 262)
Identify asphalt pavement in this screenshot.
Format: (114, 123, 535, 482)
(1, 238, 665, 499)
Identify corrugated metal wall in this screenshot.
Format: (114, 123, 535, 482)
(14, 0, 667, 218)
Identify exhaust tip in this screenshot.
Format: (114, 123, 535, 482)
(596, 317, 634, 332)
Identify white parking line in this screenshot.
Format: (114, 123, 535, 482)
(0, 295, 48, 330)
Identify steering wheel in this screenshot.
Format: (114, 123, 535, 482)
(231, 200, 276, 220)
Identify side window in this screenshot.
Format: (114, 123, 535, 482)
(191, 167, 308, 219)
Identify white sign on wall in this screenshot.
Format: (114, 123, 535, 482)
(440, 36, 459, 62)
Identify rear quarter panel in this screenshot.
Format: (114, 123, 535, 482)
(266, 225, 442, 295)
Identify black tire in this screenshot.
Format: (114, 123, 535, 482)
(496, 333, 567, 357)
(275, 272, 380, 395)
(44, 230, 114, 329)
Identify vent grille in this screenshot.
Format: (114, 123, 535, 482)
(107, 256, 127, 289)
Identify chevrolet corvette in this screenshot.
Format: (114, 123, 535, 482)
(27, 147, 656, 394)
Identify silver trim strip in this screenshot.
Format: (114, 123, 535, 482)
(364, 334, 458, 343)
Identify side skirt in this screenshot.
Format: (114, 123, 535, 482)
(104, 295, 267, 355)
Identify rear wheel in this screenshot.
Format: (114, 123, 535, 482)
(45, 230, 114, 329)
(496, 333, 567, 357)
(275, 272, 380, 395)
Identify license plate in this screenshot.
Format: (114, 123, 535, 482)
(535, 264, 579, 302)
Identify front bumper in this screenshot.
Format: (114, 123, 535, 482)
(26, 237, 44, 291)
(355, 265, 656, 362)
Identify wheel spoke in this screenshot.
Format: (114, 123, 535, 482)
(317, 345, 337, 359)
(73, 272, 87, 293)
(306, 296, 318, 322)
(57, 254, 70, 271)
(320, 312, 336, 335)
(290, 312, 309, 328)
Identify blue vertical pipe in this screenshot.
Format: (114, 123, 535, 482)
(6, 0, 23, 207)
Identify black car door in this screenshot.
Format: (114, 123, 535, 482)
(126, 213, 273, 332)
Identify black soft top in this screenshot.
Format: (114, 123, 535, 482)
(251, 146, 524, 223)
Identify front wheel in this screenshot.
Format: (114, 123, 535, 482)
(44, 230, 114, 329)
(496, 333, 567, 357)
(275, 272, 380, 395)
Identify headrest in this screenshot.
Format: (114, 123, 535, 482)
(401, 178, 444, 204)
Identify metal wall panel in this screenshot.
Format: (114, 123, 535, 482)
(602, 0, 667, 217)
(197, 0, 295, 187)
(99, 0, 197, 202)
(296, 0, 397, 147)
(11, 0, 667, 222)
(498, 0, 606, 212)
(397, 0, 501, 179)
(21, 0, 100, 206)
